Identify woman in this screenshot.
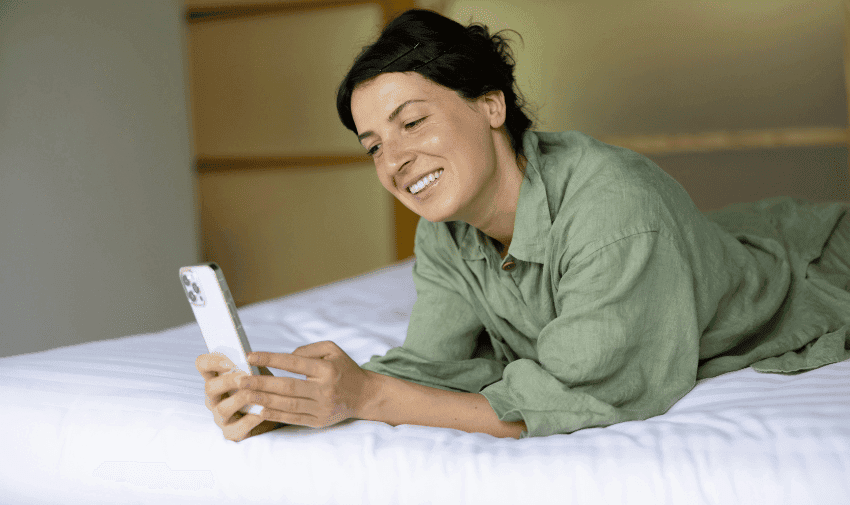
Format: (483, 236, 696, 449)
(196, 9, 850, 441)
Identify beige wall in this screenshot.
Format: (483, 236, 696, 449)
(186, 0, 847, 305)
(445, 0, 848, 209)
(450, 0, 845, 134)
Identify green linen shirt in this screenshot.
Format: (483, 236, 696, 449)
(362, 130, 850, 438)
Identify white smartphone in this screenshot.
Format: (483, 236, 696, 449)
(180, 262, 263, 416)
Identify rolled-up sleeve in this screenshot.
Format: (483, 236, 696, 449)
(361, 246, 505, 393)
(480, 230, 701, 437)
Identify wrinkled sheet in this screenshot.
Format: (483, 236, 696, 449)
(1, 259, 848, 505)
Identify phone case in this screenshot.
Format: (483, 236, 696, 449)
(180, 263, 263, 416)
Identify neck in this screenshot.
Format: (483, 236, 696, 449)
(466, 152, 525, 253)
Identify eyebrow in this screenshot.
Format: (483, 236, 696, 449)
(357, 99, 426, 143)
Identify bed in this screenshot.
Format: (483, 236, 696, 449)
(4, 1, 849, 503)
(2, 258, 849, 504)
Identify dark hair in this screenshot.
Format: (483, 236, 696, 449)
(336, 9, 534, 163)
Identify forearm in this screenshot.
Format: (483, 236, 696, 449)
(358, 369, 526, 439)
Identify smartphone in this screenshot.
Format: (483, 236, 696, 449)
(180, 263, 263, 416)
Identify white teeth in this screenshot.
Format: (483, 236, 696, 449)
(408, 169, 443, 195)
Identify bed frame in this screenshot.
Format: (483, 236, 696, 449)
(185, 0, 850, 262)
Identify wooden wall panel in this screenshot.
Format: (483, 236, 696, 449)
(187, 4, 383, 156)
(186, 1, 420, 264)
(186, 2, 406, 305)
(198, 163, 393, 305)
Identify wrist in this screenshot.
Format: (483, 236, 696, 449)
(356, 369, 386, 421)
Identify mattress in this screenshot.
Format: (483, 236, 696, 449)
(1, 259, 848, 504)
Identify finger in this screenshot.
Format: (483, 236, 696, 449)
(223, 418, 284, 442)
(205, 388, 236, 411)
(205, 370, 246, 403)
(258, 408, 320, 428)
(214, 389, 255, 426)
(196, 354, 219, 381)
(249, 390, 318, 416)
(238, 375, 316, 399)
(248, 352, 331, 378)
(222, 414, 265, 442)
(291, 341, 340, 359)
(196, 353, 237, 379)
(246, 420, 286, 438)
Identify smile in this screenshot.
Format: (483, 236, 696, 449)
(407, 169, 443, 195)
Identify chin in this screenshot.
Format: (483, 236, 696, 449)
(415, 206, 460, 224)
(398, 186, 463, 223)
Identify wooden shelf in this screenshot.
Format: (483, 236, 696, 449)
(195, 126, 849, 174)
(196, 154, 372, 173)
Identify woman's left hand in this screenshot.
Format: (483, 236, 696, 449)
(238, 341, 375, 428)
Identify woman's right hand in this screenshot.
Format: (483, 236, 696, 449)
(195, 353, 281, 442)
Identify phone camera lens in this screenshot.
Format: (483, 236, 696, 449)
(182, 274, 191, 286)
(192, 283, 200, 293)
(188, 292, 196, 302)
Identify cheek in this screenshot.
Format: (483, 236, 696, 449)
(438, 116, 487, 164)
(375, 167, 396, 192)
(423, 134, 441, 151)
(413, 118, 447, 151)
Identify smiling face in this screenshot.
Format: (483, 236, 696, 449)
(351, 71, 515, 225)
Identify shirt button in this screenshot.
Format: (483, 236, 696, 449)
(502, 261, 516, 271)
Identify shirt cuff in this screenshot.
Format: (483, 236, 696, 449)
(361, 347, 504, 393)
(479, 359, 626, 438)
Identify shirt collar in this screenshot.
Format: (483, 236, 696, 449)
(457, 223, 486, 260)
(457, 131, 552, 264)
(504, 131, 551, 264)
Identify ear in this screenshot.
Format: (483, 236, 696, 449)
(480, 90, 507, 129)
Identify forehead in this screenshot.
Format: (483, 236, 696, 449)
(350, 72, 450, 129)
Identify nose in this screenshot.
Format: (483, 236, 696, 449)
(380, 136, 415, 178)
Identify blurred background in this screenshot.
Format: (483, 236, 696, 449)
(1, 0, 847, 357)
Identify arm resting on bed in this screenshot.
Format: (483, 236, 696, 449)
(359, 369, 527, 439)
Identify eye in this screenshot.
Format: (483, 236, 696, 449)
(405, 117, 426, 129)
(367, 144, 381, 157)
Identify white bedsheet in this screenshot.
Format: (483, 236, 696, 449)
(1, 259, 848, 504)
